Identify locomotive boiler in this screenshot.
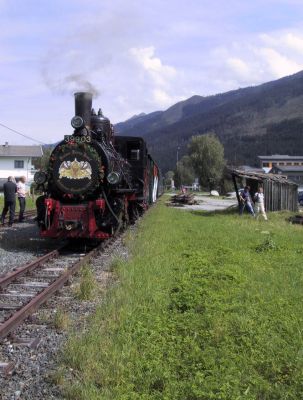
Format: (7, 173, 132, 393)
(35, 92, 160, 239)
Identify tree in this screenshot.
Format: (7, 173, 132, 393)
(176, 155, 195, 187)
(188, 134, 225, 190)
(164, 170, 174, 186)
(32, 146, 54, 171)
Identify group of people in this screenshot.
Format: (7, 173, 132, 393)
(1, 176, 27, 227)
(239, 186, 268, 220)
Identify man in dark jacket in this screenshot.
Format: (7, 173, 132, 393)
(1, 176, 17, 226)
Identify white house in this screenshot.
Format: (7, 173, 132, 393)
(0, 142, 43, 189)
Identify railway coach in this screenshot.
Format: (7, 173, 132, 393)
(34, 92, 161, 239)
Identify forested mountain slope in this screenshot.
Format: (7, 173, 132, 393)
(115, 71, 303, 171)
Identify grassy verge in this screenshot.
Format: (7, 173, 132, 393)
(61, 200, 303, 399)
(0, 195, 36, 211)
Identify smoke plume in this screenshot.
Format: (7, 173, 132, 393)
(42, 69, 100, 98)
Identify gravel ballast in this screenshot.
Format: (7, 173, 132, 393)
(0, 220, 129, 399)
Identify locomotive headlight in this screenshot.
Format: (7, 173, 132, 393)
(107, 171, 120, 185)
(71, 115, 84, 129)
(34, 171, 47, 185)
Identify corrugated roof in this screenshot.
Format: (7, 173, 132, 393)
(0, 145, 43, 157)
(258, 155, 303, 160)
(238, 165, 264, 173)
(230, 168, 297, 185)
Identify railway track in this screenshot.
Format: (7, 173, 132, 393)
(0, 239, 112, 376)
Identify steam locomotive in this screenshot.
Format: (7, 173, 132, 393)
(34, 92, 161, 239)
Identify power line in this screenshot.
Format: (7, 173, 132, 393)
(0, 122, 46, 145)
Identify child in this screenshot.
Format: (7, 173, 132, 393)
(254, 187, 268, 221)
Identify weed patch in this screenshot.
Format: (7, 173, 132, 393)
(52, 307, 70, 331)
(74, 265, 97, 301)
(61, 202, 303, 399)
(255, 235, 279, 252)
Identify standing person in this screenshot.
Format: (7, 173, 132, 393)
(239, 186, 255, 217)
(17, 176, 27, 222)
(1, 176, 17, 226)
(254, 187, 268, 221)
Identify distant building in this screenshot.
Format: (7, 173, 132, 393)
(0, 142, 43, 189)
(258, 155, 303, 169)
(270, 165, 303, 186)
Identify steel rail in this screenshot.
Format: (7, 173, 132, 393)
(0, 242, 105, 340)
(0, 248, 64, 290)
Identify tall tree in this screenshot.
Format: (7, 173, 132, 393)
(176, 155, 195, 186)
(188, 133, 225, 189)
(32, 146, 54, 170)
(164, 170, 175, 186)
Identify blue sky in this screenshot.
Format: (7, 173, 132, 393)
(1, 0, 303, 144)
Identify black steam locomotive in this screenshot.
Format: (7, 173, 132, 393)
(34, 92, 161, 239)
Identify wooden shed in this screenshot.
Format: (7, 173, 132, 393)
(231, 168, 298, 212)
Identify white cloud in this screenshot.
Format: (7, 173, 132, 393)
(226, 57, 251, 80)
(130, 46, 177, 87)
(283, 33, 303, 54)
(152, 88, 185, 108)
(256, 47, 302, 78)
(208, 30, 303, 91)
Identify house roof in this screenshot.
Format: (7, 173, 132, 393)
(258, 155, 303, 160)
(0, 144, 43, 157)
(272, 165, 303, 172)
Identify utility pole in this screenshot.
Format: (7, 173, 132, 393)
(177, 146, 180, 164)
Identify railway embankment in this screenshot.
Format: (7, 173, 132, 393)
(0, 221, 128, 399)
(59, 198, 303, 399)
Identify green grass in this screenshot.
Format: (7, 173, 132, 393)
(61, 201, 303, 399)
(0, 195, 36, 211)
(52, 307, 71, 331)
(74, 265, 97, 301)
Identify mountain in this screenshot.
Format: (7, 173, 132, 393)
(115, 70, 303, 172)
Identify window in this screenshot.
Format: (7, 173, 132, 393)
(294, 163, 299, 166)
(127, 142, 141, 161)
(262, 162, 269, 167)
(130, 149, 140, 161)
(287, 162, 292, 166)
(14, 160, 24, 169)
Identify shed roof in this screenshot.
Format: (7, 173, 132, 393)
(230, 168, 297, 186)
(238, 165, 264, 173)
(0, 145, 43, 157)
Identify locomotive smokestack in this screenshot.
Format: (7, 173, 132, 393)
(74, 92, 93, 128)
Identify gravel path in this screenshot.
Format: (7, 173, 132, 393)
(0, 221, 130, 399)
(169, 194, 237, 212)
